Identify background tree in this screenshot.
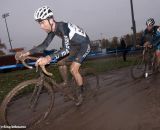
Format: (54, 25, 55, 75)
(100, 39, 106, 49)
(125, 34, 132, 47)
(136, 31, 143, 45)
(105, 38, 110, 49)
(111, 36, 119, 49)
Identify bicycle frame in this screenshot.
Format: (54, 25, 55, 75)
(0, 53, 99, 129)
(142, 46, 159, 77)
(131, 45, 156, 79)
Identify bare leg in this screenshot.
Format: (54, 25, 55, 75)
(70, 62, 84, 105)
(70, 62, 82, 86)
(59, 65, 73, 102)
(58, 65, 68, 84)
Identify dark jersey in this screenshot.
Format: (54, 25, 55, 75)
(30, 22, 90, 61)
(142, 26, 160, 47)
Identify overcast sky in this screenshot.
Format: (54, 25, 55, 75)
(0, 0, 160, 51)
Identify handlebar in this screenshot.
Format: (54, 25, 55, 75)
(15, 52, 53, 76)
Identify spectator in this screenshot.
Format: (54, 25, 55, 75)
(120, 37, 127, 61)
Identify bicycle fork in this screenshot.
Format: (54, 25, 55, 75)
(29, 78, 44, 111)
(29, 86, 43, 110)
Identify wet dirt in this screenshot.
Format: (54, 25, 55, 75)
(4, 67, 160, 130)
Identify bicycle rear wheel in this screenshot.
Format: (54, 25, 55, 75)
(71, 67, 100, 100)
(82, 68, 100, 97)
(0, 79, 54, 129)
(130, 55, 146, 79)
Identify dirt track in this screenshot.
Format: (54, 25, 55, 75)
(19, 67, 160, 130)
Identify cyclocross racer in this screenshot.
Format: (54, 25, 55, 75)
(22, 6, 91, 105)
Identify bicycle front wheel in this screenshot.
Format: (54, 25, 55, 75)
(0, 79, 54, 129)
(130, 55, 146, 79)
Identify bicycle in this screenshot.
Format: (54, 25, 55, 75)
(130, 44, 160, 79)
(0, 53, 99, 129)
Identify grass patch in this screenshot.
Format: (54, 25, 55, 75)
(82, 57, 134, 73)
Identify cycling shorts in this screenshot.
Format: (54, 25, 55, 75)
(67, 43, 90, 64)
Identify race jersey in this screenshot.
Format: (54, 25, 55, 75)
(142, 26, 160, 48)
(30, 22, 90, 60)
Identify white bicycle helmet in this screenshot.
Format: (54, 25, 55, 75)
(146, 18, 155, 26)
(34, 6, 54, 21)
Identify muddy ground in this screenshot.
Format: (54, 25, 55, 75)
(26, 67, 160, 130)
(1, 67, 160, 130)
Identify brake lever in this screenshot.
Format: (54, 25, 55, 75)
(15, 52, 53, 76)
